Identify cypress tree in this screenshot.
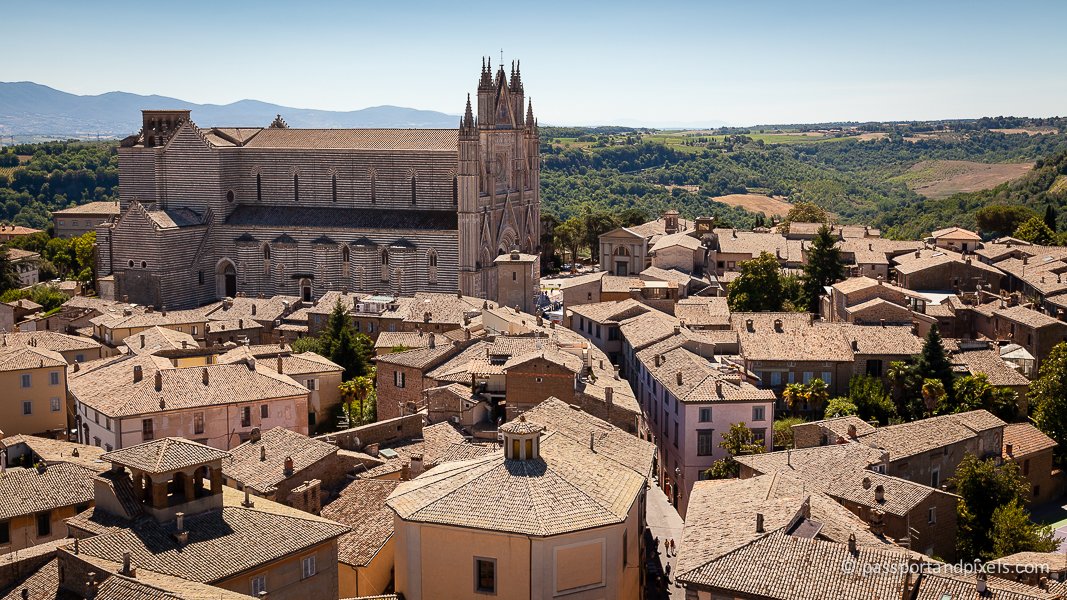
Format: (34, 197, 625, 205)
(1045, 204, 1058, 233)
(800, 224, 845, 313)
(917, 325, 955, 403)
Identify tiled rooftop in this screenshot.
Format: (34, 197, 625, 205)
(223, 427, 338, 494)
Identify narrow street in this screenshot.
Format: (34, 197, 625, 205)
(645, 478, 685, 600)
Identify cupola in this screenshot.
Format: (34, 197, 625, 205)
(499, 415, 545, 461)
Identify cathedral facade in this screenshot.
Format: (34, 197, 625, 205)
(99, 59, 540, 309)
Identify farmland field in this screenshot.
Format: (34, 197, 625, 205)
(711, 193, 792, 216)
(892, 160, 1033, 199)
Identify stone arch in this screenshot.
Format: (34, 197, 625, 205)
(498, 227, 518, 254)
(215, 258, 237, 299)
(299, 278, 313, 302)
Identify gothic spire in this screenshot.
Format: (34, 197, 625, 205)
(463, 94, 474, 130)
(526, 98, 535, 128)
(478, 56, 493, 90)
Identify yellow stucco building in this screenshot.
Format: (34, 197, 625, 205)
(0, 345, 68, 437)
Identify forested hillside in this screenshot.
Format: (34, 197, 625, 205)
(0, 141, 117, 229)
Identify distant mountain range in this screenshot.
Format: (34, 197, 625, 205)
(0, 81, 461, 142)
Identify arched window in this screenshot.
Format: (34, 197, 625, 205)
(342, 246, 350, 263)
(332, 174, 337, 202)
(381, 248, 389, 266)
(370, 173, 376, 204)
(427, 249, 438, 284)
(452, 176, 458, 205)
(410, 176, 417, 205)
(263, 244, 271, 260)
(128, 260, 134, 268)
(256, 173, 262, 202)
(293, 174, 299, 201)
(380, 248, 389, 281)
(141, 261, 147, 268)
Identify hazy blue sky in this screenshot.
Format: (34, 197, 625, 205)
(5, 0, 1065, 126)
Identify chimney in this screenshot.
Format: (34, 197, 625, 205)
(654, 354, 662, 368)
(239, 319, 244, 329)
(851, 339, 859, 351)
(73, 362, 80, 372)
(161, 306, 167, 317)
(251, 304, 257, 316)
(260, 445, 267, 461)
(756, 512, 764, 533)
(880, 318, 886, 328)
(202, 368, 209, 385)
(676, 371, 683, 385)
(1023, 255, 1029, 265)
(133, 365, 143, 383)
(746, 318, 754, 332)
(400, 462, 411, 481)
(1006, 443, 1013, 456)
(847, 533, 857, 554)
(590, 432, 596, 452)
(121, 551, 136, 577)
(277, 356, 283, 374)
(715, 379, 723, 396)
(139, 334, 145, 348)
(283, 456, 294, 476)
(773, 319, 783, 333)
(977, 571, 988, 594)
(428, 333, 436, 349)
(176, 512, 185, 531)
(154, 370, 162, 392)
(673, 325, 681, 335)
(613, 365, 620, 380)
(848, 423, 858, 438)
(605, 386, 613, 406)
(874, 484, 885, 503)
(243, 488, 254, 507)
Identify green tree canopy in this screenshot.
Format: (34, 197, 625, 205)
(916, 325, 954, 405)
(779, 201, 829, 234)
(801, 224, 845, 313)
(727, 252, 783, 311)
(951, 454, 1054, 561)
(1045, 204, 1058, 233)
(1014, 216, 1056, 245)
(848, 374, 897, 425)
(949, 373, 1019, 421)
(706, 422, 765, 479)
(773, 417, 806, 450)
(1031, 342, 1067, 465)
(0, 248, 21, 294)
(825, 397, 859, 419)
(975, 204, 1038, 237)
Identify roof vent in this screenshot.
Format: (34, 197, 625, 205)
(154, 370, 162, 392)
(874, 484, 885, 503)
(260, 445, 267, 461)
(676, 371, 683, 385)
(133, 365, 143, 383)
(283, 456, 294, 476)
(862, 476, 871, 489)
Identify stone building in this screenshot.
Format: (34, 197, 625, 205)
(100, 59, 540, 310)
(51, 201, 120, 238)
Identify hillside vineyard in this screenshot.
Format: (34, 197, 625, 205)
(99, 59, 540, 309)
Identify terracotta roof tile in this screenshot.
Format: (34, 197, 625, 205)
(0, 463, 96, 520)
(101, 438, 231, 474)
(321, 478, 400, 567)
(223, 427, 338, 494)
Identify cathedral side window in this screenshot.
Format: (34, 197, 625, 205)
(380, 248, 389, 281)
(452, 176, 458, 205)
(427, 249, 438, 284)
(332, 175, 338, 202)
(411, 177, 417, 205)
(342, 246, 350, 278)
(293, 174, 299, 202)
(370, 172, 377, 204)
(256, 173, 262, 202)
(263, 245, 271, 260)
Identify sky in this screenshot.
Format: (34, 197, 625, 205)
(4, 0, 1066, 127)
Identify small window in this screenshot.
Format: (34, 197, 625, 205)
(370, 173, 377, 203)
(251, 575, 267, 596)
(0, 521, 8, 545)
(261, 405, 269, 419)
(263, 244, 271, 260)
(198, 270, 204, 285)
(192, 326, 198, 336)
(395, 371, 406, 388)
(20, 373, 31, 388)
(22, 401, 32, 415)
(226, 190, 235, 203)
(50, 371, 60, 386)
(697, 429, 714, 456)
(241, 406, 252, 427)
(475, 558, 496, 594)
(699, 408, 712, 422)
(194, 412, 205, 435)
(931, 467, 940, 489)
(512, 271, 517, 281)
(927, 506, 936, 524)
(75, 354, 85, 363)
(752, 406, 766, 421)
(141, 261, 147, 268)
(36, 511, 51, 537)
(50, 397, 61, 412)
(142, 419, 154, 441)
(301, 555, 316, 579)
(128, 260, 134, 268)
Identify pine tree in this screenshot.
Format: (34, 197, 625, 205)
(320, 300, 372, 380)
(801, 224, 845, 313)
(917, 325, 955, 404)
(1045, 204, 1058, 233)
